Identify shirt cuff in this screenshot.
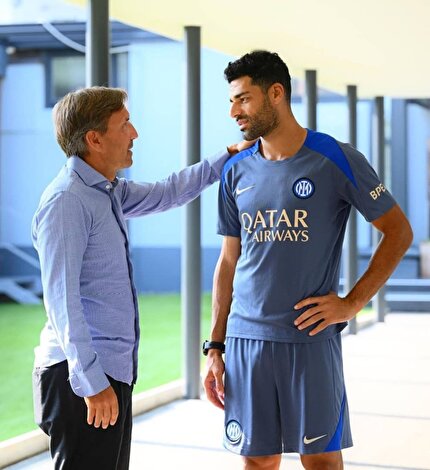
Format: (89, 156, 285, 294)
(68, 363, 111, 397)
(206, 150, 230, 178)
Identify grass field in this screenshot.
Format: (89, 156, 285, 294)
(0, 294, 212, 442)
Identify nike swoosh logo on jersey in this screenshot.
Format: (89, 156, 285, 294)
(236, 185, 255, 195)
(303, 434, 327, 445)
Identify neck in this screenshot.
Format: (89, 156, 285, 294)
(259, 113, 307, 161)
(83, 154, 116, 181)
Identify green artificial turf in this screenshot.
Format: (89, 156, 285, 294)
(0, 294, 212, 441)
(0, 303, 46, 442)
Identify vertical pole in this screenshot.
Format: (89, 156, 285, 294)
(372, 96, 386, 322)
(390, 100, 408, 212)
(86, 0, 110, 87)
(345, 85, 358, 334)
(182, 26, 201, 399)
(0, 43, 6, 244)
(0, 43, 6, 78)
(304, 70, 317, 130)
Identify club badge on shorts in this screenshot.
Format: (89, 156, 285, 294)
(225, 420, 243, 444)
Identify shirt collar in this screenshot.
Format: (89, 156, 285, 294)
(67, 156, 118, 189)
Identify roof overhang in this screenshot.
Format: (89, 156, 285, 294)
(66, 0, 430, 99)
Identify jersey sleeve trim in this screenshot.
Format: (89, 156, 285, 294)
(220, 141, 259, 200)
(304, 130, 358, 189)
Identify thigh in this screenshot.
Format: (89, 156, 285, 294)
(33, 361, 86, 468)
(73, 376, 133, 470)
(33, 361, 133, 470)
(108, 377, 133, 470)
(275, 335, 353, 455)
(224, 338, 282, 457)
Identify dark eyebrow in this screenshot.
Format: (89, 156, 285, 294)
(229, 91, 250, 103)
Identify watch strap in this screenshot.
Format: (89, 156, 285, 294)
(202, 340, 225, 356)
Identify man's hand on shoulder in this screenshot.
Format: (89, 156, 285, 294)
(227, 139, 258, 156)
(84, 385, 119, 429)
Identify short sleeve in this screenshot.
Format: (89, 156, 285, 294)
(217, 174, 241, 236)
(336, 143, 397, 222)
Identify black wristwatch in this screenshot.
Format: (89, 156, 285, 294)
(202, 340, 225, 356)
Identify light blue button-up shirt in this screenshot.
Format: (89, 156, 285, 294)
(32, 152, 228, 397)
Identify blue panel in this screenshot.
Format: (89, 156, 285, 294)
(305, 130, 358, 188)
(221, 141, 259, 199)
(324, 393, 346, 452)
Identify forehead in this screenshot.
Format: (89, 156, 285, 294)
(229, 76, 261, 98)
(107, 106, 128, 124)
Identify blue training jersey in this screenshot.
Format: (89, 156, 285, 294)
(218, 129, 397, 343)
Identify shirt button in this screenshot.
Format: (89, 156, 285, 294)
(105, 184, 111, 190)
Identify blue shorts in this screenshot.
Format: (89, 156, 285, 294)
(223, 335, 353, 456)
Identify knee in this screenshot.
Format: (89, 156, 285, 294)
(300, 451, 343, 470)
(302, 464, 338, 470)
(243, 454, 282, 470)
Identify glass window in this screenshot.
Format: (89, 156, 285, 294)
(46, 52, 128, 107)
(49, 55, 85, 105)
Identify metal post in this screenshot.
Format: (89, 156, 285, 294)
(0, 43, 6, 79)
(304, 70, 317, 130)
(0, 43, 6, 244)
(86, 0, 110, 87)
(372, 96, 386, 322)
(345, 85, 358, 334)
(391, 100, 408, 212)
(182, 26, 201, 399)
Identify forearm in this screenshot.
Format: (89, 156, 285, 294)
(294, 206, 412, 336)
(210, 236, 241, 341)
(346, 212, 413, 312)
(121, 150, 229, 217)
(210, 258, 234, 342)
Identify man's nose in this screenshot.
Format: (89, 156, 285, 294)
(131, 124, 138, 139)
(230, 102, 241, 119)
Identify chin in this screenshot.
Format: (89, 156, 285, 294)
(126, 154, 133, 166)
(243, 132, 257, 141)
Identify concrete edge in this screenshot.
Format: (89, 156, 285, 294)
(132, 379, 184, 416)
(0, 380, 185, 468)
(0, 430, 49, 469)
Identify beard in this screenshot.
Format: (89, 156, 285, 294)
(239, 96, 280, 141)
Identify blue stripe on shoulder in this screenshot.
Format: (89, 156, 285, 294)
(221, 141, 259, 199)
(305, 130, 357, 189)
(324, 392, 346, 452)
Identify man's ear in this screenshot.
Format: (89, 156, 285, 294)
(85, 130, 102, 153)
(270, 83, 285, 104)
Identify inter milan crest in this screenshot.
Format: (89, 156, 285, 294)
(225, 420, 243, 444)
(293, 178, 315, 199)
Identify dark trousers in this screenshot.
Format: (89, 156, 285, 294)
(33, 361, 133, 470)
